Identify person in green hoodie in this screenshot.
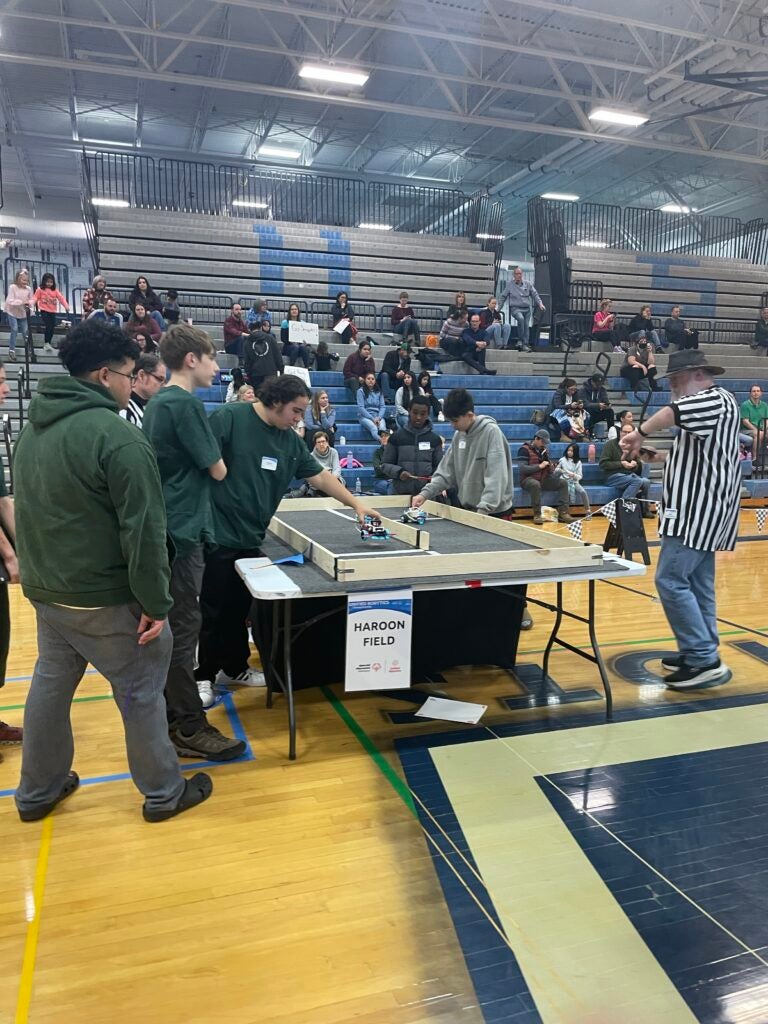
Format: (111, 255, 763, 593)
(0, 358, 22, 750)
(12, 319, 211, 823)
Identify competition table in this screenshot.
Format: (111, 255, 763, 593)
(236, 498, 645, 759)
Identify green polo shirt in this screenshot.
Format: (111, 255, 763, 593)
(740, 398, 768, 428)
(142, 386, 221, 558)
(209, 402, 322, 551)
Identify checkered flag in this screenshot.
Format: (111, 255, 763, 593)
(601, 501, 617, 527)
(567, 519, 583, 541)
(757, 509, 768, 533)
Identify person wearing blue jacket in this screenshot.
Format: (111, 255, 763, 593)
(461, 314, 497, 375)
(356, 371, 386, 440)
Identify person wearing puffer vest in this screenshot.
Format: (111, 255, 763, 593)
(381, 396, 442, 496)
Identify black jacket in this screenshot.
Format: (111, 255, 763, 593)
(332, 302, 355, 325)
(380, 349, 411, 379)
(381, 421, 443, 495)
(575, 381, 610, 409)
(243, 330, 284, 382)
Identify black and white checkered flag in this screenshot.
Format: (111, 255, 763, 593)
(601, 501, 617, 527)
(757, 509, 768, 533)
(567, 519, 583, 541)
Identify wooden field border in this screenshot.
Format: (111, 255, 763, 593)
(268, 514, 337, 579)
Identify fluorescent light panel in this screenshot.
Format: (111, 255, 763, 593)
(299, 64, 369, 87)
(477, 233, 504, 240)
(659, 203, 697, 213)
(232, 199, 269, 209)
(82, 138, 134, 147)
(358, 222, 392, 230)
(540, 192, 579, 202)
(258, 145, 301, 159)
(576, 240, 609, 248)
(91, 197, 130, 207)
(588, 108, 648, 127)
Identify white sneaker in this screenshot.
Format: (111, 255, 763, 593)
(43, 342, 53, 353)
(197, 679, 215, 708)
(215, 667, 266, 688)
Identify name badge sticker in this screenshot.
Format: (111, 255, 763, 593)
(459, 440, 467, 449)
(418, 441, 431, 451)
(663, 507, 678, 522)
(261, 456, 278, 471)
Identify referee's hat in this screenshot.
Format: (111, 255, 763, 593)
(659, 349, 725, 377)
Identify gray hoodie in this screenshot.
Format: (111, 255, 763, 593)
(311, 445, 341, 479)
(419, 414, 514, 514)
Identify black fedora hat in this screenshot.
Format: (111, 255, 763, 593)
(659, 349, 725, 378)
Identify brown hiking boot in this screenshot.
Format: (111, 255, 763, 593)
(558, 512, 574, 523)
(170, 723, 245, 762)
(0, 720, 22, 744)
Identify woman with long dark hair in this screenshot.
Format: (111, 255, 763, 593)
(417, 370, 442, 421)
(33, 272, 70, 353)
(129, 276, 165, 330)
(280, 302, 311, 367)
(394, 370, 423, 429)
(331, 291, 355, 345)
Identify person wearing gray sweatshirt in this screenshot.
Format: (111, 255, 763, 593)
(412, 388, 515, 516)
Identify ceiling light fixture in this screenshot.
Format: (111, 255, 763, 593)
(476, 233, 504, 240)
(91, 198, 130, 207)
(358, 222, 393, 230)
(540, 192, 580, 202)
(232, 199, 269, 209)
(258, 145, 301, 159)
(588, 108, 648, 127)
(299, 64, 369, 87)
(576, 240, 609, 248)
(81, 138, 134, 147)
(659, 203, 697, 213)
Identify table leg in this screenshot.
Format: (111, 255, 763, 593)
(542, 581, 564, 684)
(266, 601, 279, 709)
(282, 600, 297, 760)
(588, 579, 613, 719)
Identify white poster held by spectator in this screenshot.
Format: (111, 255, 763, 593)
(345, 588, 412, 691)
(283, 365, 311, 388)
(333, 318, 351, 335)
(289, 321, 319, 346)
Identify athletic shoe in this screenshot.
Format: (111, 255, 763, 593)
(520, 608, 534, 630)
(664, 660, 732, 690)
(8, 350, 16, 362)
(215, 667, 266, 688)
(661, 654, 684, 671)
(143, 772, 212, 823)
(0, 720, 22, 744)
(613, 345, 623, 353)
(197, 680, 215, 709)
(170, 723, 246, 761)
(43, 342, 53, 353)
(533, 513, 544, 525)
(558, 512, 574, 523)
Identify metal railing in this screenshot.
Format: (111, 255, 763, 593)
(4, 258, 70, 305)
(2, 414, 12, 494)
(310, 301, 378, 332)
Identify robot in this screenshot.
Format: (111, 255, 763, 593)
(359, 515, 391, 541)
(400, 507, 426, 526)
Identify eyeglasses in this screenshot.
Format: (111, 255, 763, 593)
(107, 367, 138, 384)
(147, 373, 166, 383)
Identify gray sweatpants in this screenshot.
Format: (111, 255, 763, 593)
(16, 601, 186, 816)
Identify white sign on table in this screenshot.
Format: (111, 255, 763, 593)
(345, 588, 412, 692)
(288, 321, 319, 346)
(333, 317, 351, 336)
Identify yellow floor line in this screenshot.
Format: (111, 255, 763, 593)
(15, 817, 53, 1024)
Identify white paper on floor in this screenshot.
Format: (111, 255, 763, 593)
(414, 696, 487, 725)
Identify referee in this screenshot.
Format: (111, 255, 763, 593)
(621, 350, 741, 690)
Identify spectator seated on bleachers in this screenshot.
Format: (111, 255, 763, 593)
(740, 385, 768, 451)
(394, 371, 423, 430)
(391, 291, 420, 346)
(223, 301, 252, 358)
(419, 310, 468, 371)
(382, 395, 442, 496)
(754, 307, 768, 353)
(372, 429, 392, 495)
(620, 339, 659, 392)
(517, 429, 572, 525)
(225, 367, 245, 403)
(547, 377, 579, 441)
(461, 314, 497, 376)
(417, 370, 443, 421)
(599, 424, 653, 513)
(479, 296, 511, 349)
(304, 389, 337, 449)
(607, 408, 634, 440)
(331, 291, 355, 345)
(499, 266, 544, 353)
(627, 304, 663, 350)
(162, 289, 181, 325)
(379, 342, 411, 403)
(664, 305, 699, 350)
(559, 400, 590, 442)
(446, 291, 469, 320)
(310, 340, 340, 371)
(247, 298, 269, 330)
(576, 373, 614, 436)
(124, 302, 161, 353)
(88, 297, 123, 330)
(356, 372, 386, 441)
(128, 276, 165, 331)
(82, 274, 114, 317)
(236, 383, 256, 403)
(243, 319, 283, 388)
(280, 303, 311, 369)
(308, 432, 341, 492)
(342, 340, 375, 401)
(591, 299, 621, 351)
(556, 444, 591, 515)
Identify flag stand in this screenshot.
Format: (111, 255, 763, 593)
(603, 499, 651, 564)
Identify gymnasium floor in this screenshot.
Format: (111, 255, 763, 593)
(2, 513, 768, 1024)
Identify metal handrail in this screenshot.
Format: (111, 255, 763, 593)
(3, 414, 12, 494)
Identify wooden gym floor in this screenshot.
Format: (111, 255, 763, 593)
(2, 512, 768, 1024)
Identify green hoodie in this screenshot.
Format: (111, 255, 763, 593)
(14, 376, 172, 617)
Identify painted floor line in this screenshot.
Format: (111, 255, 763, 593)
(14, 816, 53, 1024)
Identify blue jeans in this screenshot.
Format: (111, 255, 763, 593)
(358, 415, 380, 441)
(149, 310, 166, 331)
(379, 372, 397, 402)
(373, 479, 392, 495)
(655, 535, 718, 667)
(485, 322, 512, 348)
(509, 308, 529, 347)
(605, 472, 649, 500)
(5, 313, 21, 351)
(394, 319, 420, 344)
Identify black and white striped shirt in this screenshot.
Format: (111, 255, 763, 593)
(119, 394, 148, 429)
(660, 386, 741, 551)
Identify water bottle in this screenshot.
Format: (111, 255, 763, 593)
(355, 477, 362, 495)
(338, 434, 346, 446)
(346, 448, 353, 471)
(588, 442, 596, 463)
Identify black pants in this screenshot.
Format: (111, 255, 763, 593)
(592, 329, 619, 347)
(40, 311, 57, 346)
(0, 582, 8, 688)
(165, 546, 207, 733)
(283, 343, 310, 367)
(676, 331, 699, 350)
(197, 545, 263, 681)
(463, 348, 489, 373)
(621, 365, 657, 390)
(585, 406, 615, 431)
(335, 324, 353, 345)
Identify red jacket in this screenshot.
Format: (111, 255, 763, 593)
(342, 352, 375, 381)
(223, 314, 249, 345)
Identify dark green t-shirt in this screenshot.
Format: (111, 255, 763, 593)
(0, 468, 7, 498)
(209, 403, 322, 551)
(142, 386, 221, 558)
